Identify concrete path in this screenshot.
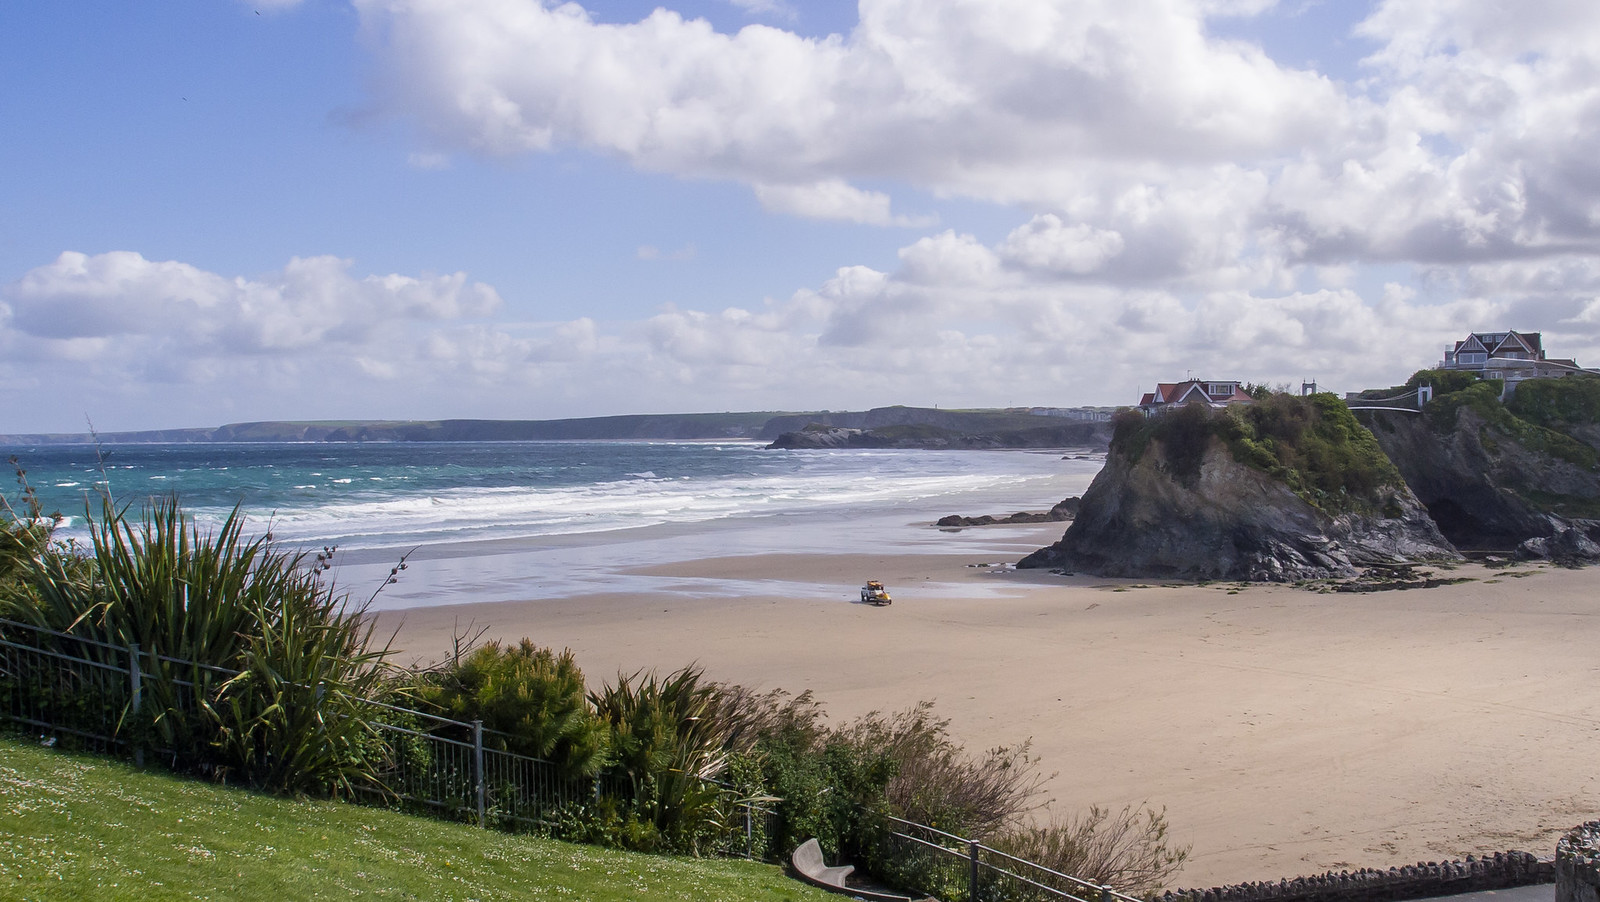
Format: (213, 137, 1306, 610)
(1436, 884, 1554, 902)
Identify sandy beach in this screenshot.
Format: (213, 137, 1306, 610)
(376, 521, 1600, 889)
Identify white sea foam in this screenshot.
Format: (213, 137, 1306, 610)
(189, 451, 1092, 550)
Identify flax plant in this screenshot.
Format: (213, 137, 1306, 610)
(8, 495, 394, 795)
(592, 666, 734, 855)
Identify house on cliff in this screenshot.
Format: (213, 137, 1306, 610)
(1441, 330, 1596, 396)
(1138, 379, 1253, 414)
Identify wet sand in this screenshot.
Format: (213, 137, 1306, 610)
(376, 526, 1600, 888)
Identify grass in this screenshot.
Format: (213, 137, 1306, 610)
(0, 735, 829, 902)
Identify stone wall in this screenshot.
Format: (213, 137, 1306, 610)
(1159, 851, 1553, 902)
(1557, 822, 1600, 902)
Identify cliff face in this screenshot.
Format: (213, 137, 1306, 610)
(1019, 432, 1455, 580)
(1360, 394, 1600, 551)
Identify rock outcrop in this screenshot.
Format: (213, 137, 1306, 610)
(936, 497, 1080, 527)
(1020, 436, 1455, 580)
(1019, 398, 1458, 581)
(1357, 381, 1600, 561)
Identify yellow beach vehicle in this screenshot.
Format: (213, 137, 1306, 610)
(860, 580, 892, 605)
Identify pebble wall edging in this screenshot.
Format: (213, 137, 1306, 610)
(1158, 851, 1554, 902)
(1556, 821, 1600, 902)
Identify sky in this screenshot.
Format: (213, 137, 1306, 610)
(3, 0, 1600, 432)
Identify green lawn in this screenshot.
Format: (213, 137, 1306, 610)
(0, 736, 829, 902)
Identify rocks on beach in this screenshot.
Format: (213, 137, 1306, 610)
(936, 496, 1080, 528)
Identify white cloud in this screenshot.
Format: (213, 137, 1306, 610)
(0, 252, 518, 426)
(12, 229, 1599, 433)
(753, 180, 935, 226)
(353, 0, 1349, 234)
(4, 251, 501, 358)
(351, 0, 1600, 284)
(998, 215, 1125, 276)
(17, 2, 1600, 428)
(723, 0, 796, 21)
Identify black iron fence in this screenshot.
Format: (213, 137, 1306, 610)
(1, 615, 1137, 898)
(0, 616, 775, 860)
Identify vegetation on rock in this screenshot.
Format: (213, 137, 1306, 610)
(1424, 380, 1598, 469)
(1111, 394, 1402, 514)
(1506, 373, 1600, 431)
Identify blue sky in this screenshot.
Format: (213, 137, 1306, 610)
(4, 0, 1599, 432)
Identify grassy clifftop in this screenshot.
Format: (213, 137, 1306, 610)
(1111, 394, 1403, 514)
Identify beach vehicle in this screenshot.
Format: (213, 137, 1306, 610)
(860, 580, 892, 605)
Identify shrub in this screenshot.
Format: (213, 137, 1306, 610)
(1224, 393, 1403, 507)
(1507, 374, 1600, 429)
(1428, 380, 1599, 470)
(993, 804, 1189, 894)
(415, 639, 607, 778)
(836, 702, 1043, 837)
(0, 461, 60, 613)
(590, 666, 735, 855)
(1405, 368, 1483, 395)
(6, 495, 392, 795)
(1354, 368, 1483, 402)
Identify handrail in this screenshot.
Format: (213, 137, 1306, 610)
(3, 612, 1132, 885)
(0, 617, 130, 653)
(874, 808, 1146, 902)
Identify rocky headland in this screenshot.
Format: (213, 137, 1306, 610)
(1019, 395, 1458, 581)
(1354, 372, 1600, 562)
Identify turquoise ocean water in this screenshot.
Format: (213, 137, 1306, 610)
(1, 441, 1103, 607)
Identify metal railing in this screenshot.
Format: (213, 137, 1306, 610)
(1, 615, 1122, 894)
(0, 616, 774, 859)
(871, 812, 1146, 902)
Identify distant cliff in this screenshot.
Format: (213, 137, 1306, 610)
(2, 406, 1114, 450)
(766, 419, 1112, 450)
(0, 413, 795, 444)
(1019, 396, 1457, 580)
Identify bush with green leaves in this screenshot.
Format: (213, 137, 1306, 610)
(1507, 373, 1600, 430)
(415, 639, 607, 779)
(712, 685, 1188, 897)
(588, 666, 737, 855)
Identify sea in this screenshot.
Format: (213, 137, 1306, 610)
(1, 441, 1104, 609)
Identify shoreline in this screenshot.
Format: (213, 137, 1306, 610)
(376, 551, 1600, 889)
